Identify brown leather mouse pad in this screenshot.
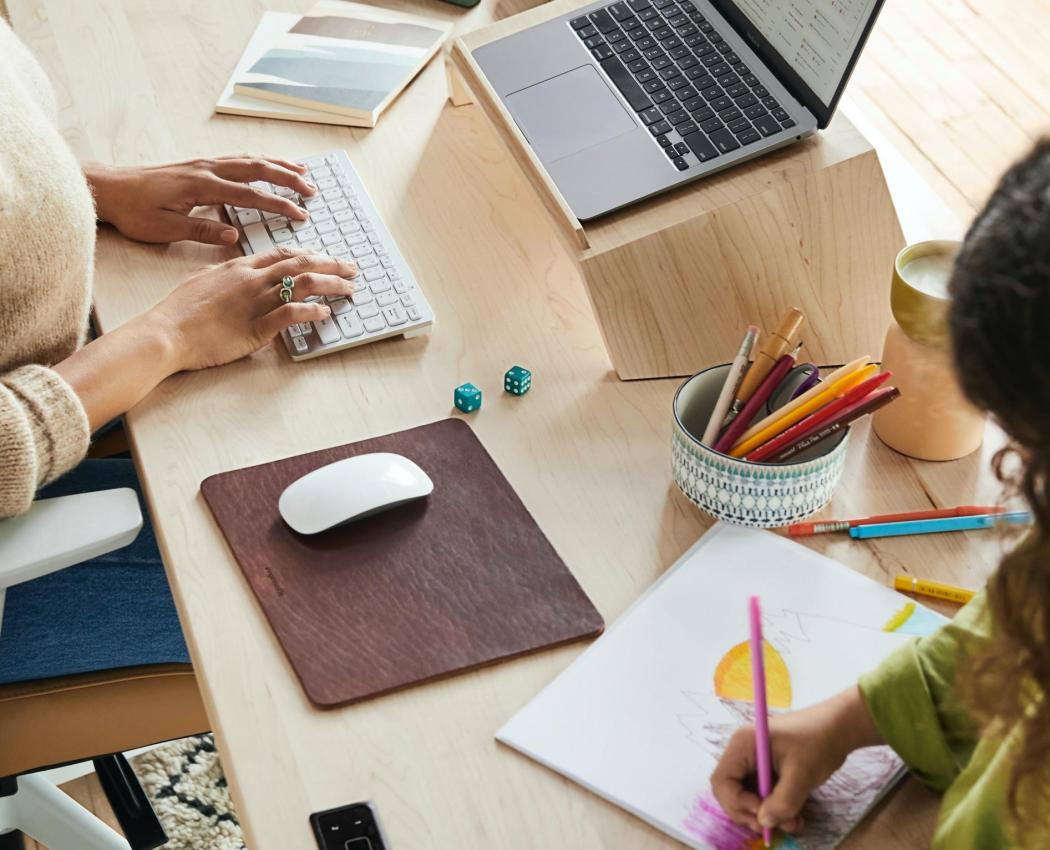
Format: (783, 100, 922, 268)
(201, 418, 604, 707)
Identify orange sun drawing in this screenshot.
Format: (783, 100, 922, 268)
(713, 639, 792, 710)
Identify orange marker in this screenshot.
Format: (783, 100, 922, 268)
(787, 505, 1009, 536)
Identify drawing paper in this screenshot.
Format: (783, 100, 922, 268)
(233, 1, 451, 127)
(497, 524, 949, 850)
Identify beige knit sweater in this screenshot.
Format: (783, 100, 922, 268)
(0, 19, 95, 518)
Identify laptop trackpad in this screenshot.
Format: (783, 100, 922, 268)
(506, 65, 636, 163)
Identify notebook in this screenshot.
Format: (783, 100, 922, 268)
(200, 418, 604, 707)
(497, 524, 948, 850)
(216, 12, 357, 126)
(232, 0, 452, 127)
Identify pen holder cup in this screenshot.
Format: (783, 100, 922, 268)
(672, 364, 850, 528)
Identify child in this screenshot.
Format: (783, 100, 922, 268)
(711, 141, 1050, 850)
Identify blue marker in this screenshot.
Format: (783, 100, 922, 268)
(849, 511, 1033, 540)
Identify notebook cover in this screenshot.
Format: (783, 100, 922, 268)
(232, 0, 452, 124)
(201, 418, 604, 707)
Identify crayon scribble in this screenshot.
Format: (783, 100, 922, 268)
(683, 792, 802, 850)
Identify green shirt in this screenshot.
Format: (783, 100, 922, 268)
(858, 593, 1019, 850)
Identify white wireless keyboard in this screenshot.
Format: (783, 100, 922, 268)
(225, 149, 434, 361)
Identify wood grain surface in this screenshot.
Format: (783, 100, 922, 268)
(6, 1, 1016, 848)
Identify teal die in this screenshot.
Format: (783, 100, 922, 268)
(504, 365, 532, 396)
(454, 382, 482, 413)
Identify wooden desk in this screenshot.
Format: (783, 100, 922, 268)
(11, 2, 1003, 847)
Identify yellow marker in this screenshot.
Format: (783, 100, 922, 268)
(894, 575, 976, 605)
(730, 362, 878, 457)
(728, 356, 871, 451)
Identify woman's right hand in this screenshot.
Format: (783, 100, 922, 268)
(710, 685, 883, 835)
(150, 247, 358, 372)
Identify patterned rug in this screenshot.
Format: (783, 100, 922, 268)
(131, 735, 246, 850)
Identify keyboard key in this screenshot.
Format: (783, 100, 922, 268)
(406, 305, 423, 322)
(642, 45, 662, 59)
(659, 99, 681, 115)
(738, 128, 761, 145)
(702, 85, 724, 101)
(356, 302, 380, 319)
(702, 52, 722, 67)
(679, 55, 699, 70)
(700, 117, 723, 133)
(772, 107, 790, 122)
(585, 34, 605, 49)
(621, 47, 641, 63)
(662, 36, 682, 50)
(652, 88, 673, 104)
(781, 118, 797, 129)
(669, 109, 692, 125)
(667, 76, 688, 90)
(743, 74, 759, 86)
(267, 216, 290, 232)
(358, 257, 379, 269)
(322, 188, 342, 201)
(337, 313, 365, 338)
(678, 23, 698, 37)
(718, 73, 739, 87)
(710, 96, 732, 111)
(735, 93, 758, 108)
(607, 29, 627, 44)
(753, 112, 781, 137)
(728, 117, 751, 133)
(650, 119, 672, 136)
(637, 36, 656, 50)
(382, 305, 408, 326)
(570, 15, 590, 29)
(589, 8, 618, 32)
(676, 85, 698, 100)
(592, 44, 615, 60)
(676, 119, 698, 136)
(724, 51, 740, 63)
(690, 106, 714, 122)
(352, 290, 375, 306)
(720, 106, 742, 121)
(351, 243, 374, 257)
(652, 27, 672, 40)
(236, 209, 261, 225)
(613, 38, 633, 53)
(271, 228, 294, 243)
(316, 220, 336, 234)
(674, 141, 690, 156)
(370, 278, 392, 293)
(640, 106, 662, 124)
(295, 227, 318, 242)
(708, 127, 741, 153)
(651, 55, 671, 70)
(578, 23, 599, 39)
(762, 96, 778, 109)
(672, 156, 689, 171)
(681, 130, 718, 161)
(644, 79, 664, 92)
(314, 316, 341, 345)
(287, 322, 303, 336)
(363, 267, 385, 280)
(727, 83, 748, 98)
(658, 66, 681, 81)
(334, 209, 355, 223)
(711, 63, 731, 77)
(361, 315, 384, 334)
(322, 232, 342, 246)
(376, 291, 399, 307)
(744, 104, 767, 120)
(755, 86, 771, 98)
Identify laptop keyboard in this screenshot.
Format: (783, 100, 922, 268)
(570, 0, 798, 171)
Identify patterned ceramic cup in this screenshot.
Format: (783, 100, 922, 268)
(672, 364, 850, 527)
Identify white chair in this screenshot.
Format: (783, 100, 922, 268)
(0, 489, 208, 850)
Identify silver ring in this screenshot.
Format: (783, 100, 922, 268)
(279, 275, 295, 304)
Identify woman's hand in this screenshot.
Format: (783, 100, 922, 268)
(84, 156, 318, 246)
(151, 247, 357, 372)
(55, 248, 357, 431)
(710, 686, 883, 836)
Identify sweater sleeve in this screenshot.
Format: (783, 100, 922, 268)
(0, 364, 90, 517)
(858, 594, 990, 793)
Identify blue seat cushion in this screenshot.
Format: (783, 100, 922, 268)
(0, 458, 190, 685)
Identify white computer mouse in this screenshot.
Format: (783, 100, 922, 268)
(278, 452, 434, 535)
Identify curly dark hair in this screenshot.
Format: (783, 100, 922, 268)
(949, 139, 1050, 845)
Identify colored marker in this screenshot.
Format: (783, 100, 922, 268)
(787, 505, 1007, 537)
(767, 387, 900, 463)
(749, 595, 773, 848)
(894, 575, 976, 605)
(732, 355, 871, 448)
(732, 308, 805, 411)
(702, 326, 760, 446)
(743, 370, 892, 462)
(850, 511, 1033, 540)
(715, 348, 800, 454)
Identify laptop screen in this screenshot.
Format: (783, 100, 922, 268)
(732, 0, 881, 106)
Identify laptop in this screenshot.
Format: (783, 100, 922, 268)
(472, 0, 885, 220)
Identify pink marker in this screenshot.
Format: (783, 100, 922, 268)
(749, 595, 773, 848)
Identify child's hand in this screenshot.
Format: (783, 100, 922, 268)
(710, 686, 884, 835)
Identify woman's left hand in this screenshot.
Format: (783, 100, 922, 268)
(85, 155, 318, 246)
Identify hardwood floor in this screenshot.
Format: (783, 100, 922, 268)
(850, 0, 1050, 221)
(11, 1, 1050, 847)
